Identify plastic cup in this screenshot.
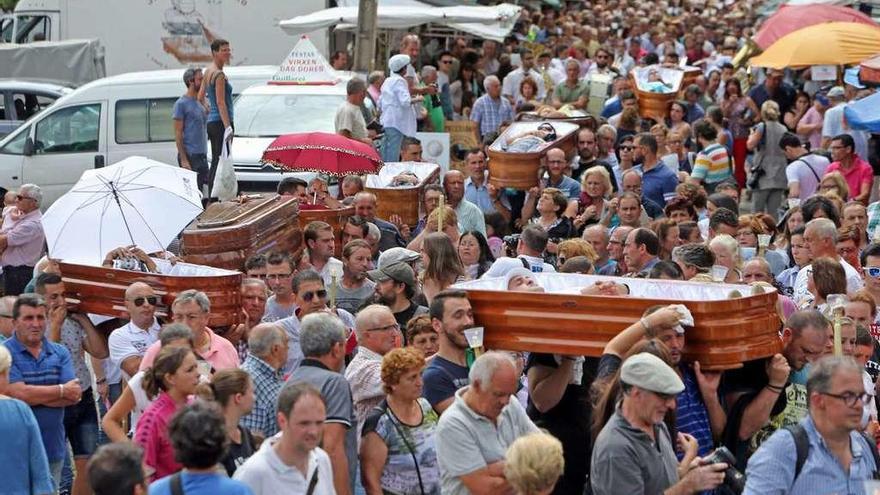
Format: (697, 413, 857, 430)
(463, 327, 485, 349)
(787, 198, 801, 209)
(711, 265, 729, 282)
(757, 234, 771, 248)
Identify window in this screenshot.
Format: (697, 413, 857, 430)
(234, 94, 343, 137)
(0, 125, 29, 155)
(115, 98, 176, 144)
(34, 104, 100, 154)
(14, 15, 50, 43)
(12, 92, 61, 120)
(1, 17, 15, 43)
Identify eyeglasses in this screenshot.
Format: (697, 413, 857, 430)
(619, 146, 634, 151)
(440, 60, 453, 64)
(301, 289, 328, 302)
(866, 267, 880, 278)
(366, 322, 401, 333)
(129, 296, 159, 307)
(822, 391, 871, 407)
(16, 194, 33, 201)
(838, 246, 858, 255)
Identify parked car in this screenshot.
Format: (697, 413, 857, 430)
(0, 80, 72, 138)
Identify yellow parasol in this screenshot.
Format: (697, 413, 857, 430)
(749, 21, 880, 69)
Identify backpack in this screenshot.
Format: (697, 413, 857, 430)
(785, 423, 880, 485)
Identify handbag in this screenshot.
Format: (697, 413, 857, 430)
(746, 123, 766, 190)
(212, 126, 239, 201)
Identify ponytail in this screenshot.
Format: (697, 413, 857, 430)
(201, 368, 250, 407)
(142, 346, 192, 400)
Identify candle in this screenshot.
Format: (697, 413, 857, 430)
(827, 294, 847, 356)
(328, 263, 343, 308)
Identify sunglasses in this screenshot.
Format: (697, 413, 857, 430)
(130, 296, 159, 307)
(619, 146, 634, 151)
(441, 60, 453, 64)
(866, 267, 880, 279)
(301, 289, 328, 302)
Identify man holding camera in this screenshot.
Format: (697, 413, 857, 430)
(744, 356, 879, 494)
(591, 353, 728, 495)
(482, 224, 556, 277)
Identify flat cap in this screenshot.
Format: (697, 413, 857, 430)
(621, 353, 684, 395)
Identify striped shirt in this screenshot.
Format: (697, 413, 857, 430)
(676, 365, 713, 457)
(240, 354, 284, 438)
(691, 143, 731, 185)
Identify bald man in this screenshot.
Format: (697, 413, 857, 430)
(108, 282, 162, 381)
(345, 304, 401, 432)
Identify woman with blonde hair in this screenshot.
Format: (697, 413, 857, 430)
(557, 238, 598, 269)
(650, 218, 681, 261)
(747, 100, 789, 218)
(504, 432, 565, 495)
(419, 232, 465, 304)
(818, 171, 850, 201)
(361, 347, 440, 495)
(0, 345, 54, 494)
(709, 234, 742, 283)
(574, 166, 613, 231)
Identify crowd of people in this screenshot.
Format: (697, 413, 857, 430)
(5, 0, 880, 494)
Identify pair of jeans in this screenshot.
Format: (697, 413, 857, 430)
(177, 152, 210, 194)
(381, 126, 405, 163)
(3, 264, 33, 296)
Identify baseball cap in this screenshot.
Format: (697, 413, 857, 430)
(827, 86, 845, 99)
(389, 54, 411, 74)
(367, 262, 417, 290)
(814, 93, 829, 106)
(844, 67, 866, 89)
(377, 247, 420, 269)
(620, 353, 685, 395)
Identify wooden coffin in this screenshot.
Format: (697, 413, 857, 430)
(180, 195, 302, 270)
(59, 260, 243, 329)
(455, 273, 782, 370)
(487, 121, 580, 190)
(299, 205, 355, 257)
(516, 110, 597, 131)
(631, 65, 696, 122)
(364, 162, 441, 228)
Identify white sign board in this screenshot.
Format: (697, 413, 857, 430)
(811, 65, 837, 82)
(415, 132, 450, 173)
(270, 35, 338, 85)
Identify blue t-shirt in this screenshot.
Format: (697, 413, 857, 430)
(148, 471, 253, 495)
(4, 336, 75, 462)
(206, 72, 234, 124)
(422, 355, 469, 409)
(638, 162, 678, 207)
(172, 95, 208, 155)
(0, 398, 54, 495)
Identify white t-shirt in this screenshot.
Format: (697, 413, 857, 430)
(785, 154, 830, 200)
(234, 436, 335, 495)
(481, 256, 556, 279)
(127, 371, 152, 435)
(792, 257, 863, 307)
(108, 319, 161, 383)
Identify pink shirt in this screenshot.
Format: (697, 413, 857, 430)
(139, 327, 239, 372)
(134, 392, 182, 481)
(0, 207, 44, 267)
(825, 155, 873, 201)
(798, 107, 823, 151)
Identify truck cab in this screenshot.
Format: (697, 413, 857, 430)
(0, 0, 62, 43)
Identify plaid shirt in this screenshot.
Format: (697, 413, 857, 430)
(470, 94, 514, 138)
(868, 201, 880, 241)
(240, 354, 284, 438)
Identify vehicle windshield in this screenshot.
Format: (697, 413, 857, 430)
(234, 94, 344, 138)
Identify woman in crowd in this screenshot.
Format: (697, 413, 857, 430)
(649, 260, 685, 280)
(406, 314, 439, 358)
(504, 432, 565, 495)
(675, 183, 708, 220)
(721, 78, 759, 188)
(135, 345, 201, 481)
(525, 188, 575, 261)
(361, 347, 441, 495)
(664, 197, 698, 224)
(516, 78, 542, 112)
(773, 206, 803, 256)
(616, 107, 640, 141)
(149, 400, 253, 494)
(199, 369, 256, 477)
(0, 345, 54, 494)
(408, 206, 460, 252)
(709, 234, 742, 283)
(678, 221, 703, 243)
(736, 214, 767, 249)
(837, 225, 863, 274)
(705, 105, 732, 155)
(747, 100, 789, 218)
(450, 64, 482, 117)
(806, 257, 847, 313)
(574, 166, 614, 231)
(651, 218, 681, 261)
(200, 39, 234, 199)
(796, 93, 827, 151)
(845, 289, 879, 327)
(666, 100, 691, 143)
(557, 239, 598, 269)
(818, 171, 850, 202)
(103, 323, 195, 442)
(776, 226, 809, 297)
(420, 232, 465, 304)
(666, 130, 692, 174)
(784, 91, 811, 131)
(458, 231, 495, 280)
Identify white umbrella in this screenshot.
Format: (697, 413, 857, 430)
(42, 156, 203, 265)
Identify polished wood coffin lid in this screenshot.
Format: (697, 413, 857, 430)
(456, 273, 783, 370)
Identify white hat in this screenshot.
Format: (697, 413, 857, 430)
(621, 353, 685, 395)
(389, 54, 411, 74)
(377, 247, 420, 269)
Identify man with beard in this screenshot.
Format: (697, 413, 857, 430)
(173, 68, 208, 191)
(573, 128, 615, 186)
(262, 252, 296, 322)
(276, 270, 356, 374)
(335, 240, 375, 315)
(367, 262, 427, 337)
(423, 290, 475, 413)
(303, 221, 344, 287)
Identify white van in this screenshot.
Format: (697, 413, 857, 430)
(0, 65, 275, 206)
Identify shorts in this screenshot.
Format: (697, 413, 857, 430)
(63, 388, 99, 458)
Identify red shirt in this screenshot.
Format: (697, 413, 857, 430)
(134, 392, 182, 481)
(826, 155, 873, 201)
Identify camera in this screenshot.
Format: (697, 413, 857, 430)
(503, 234, 521, 257)
(702, 446, 745, 494)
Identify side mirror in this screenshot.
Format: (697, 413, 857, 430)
(23, 137, 34, 156)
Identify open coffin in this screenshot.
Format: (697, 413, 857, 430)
(59, 258, 243, 329)
(486, 120, 579, 190)
(180, 195, 302, 271)
(364, 162, 441, 228)
(630, 65, 702, 121)
(454, 273, 782, 370)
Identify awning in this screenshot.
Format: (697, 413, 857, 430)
(278, 3, 521, 42)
